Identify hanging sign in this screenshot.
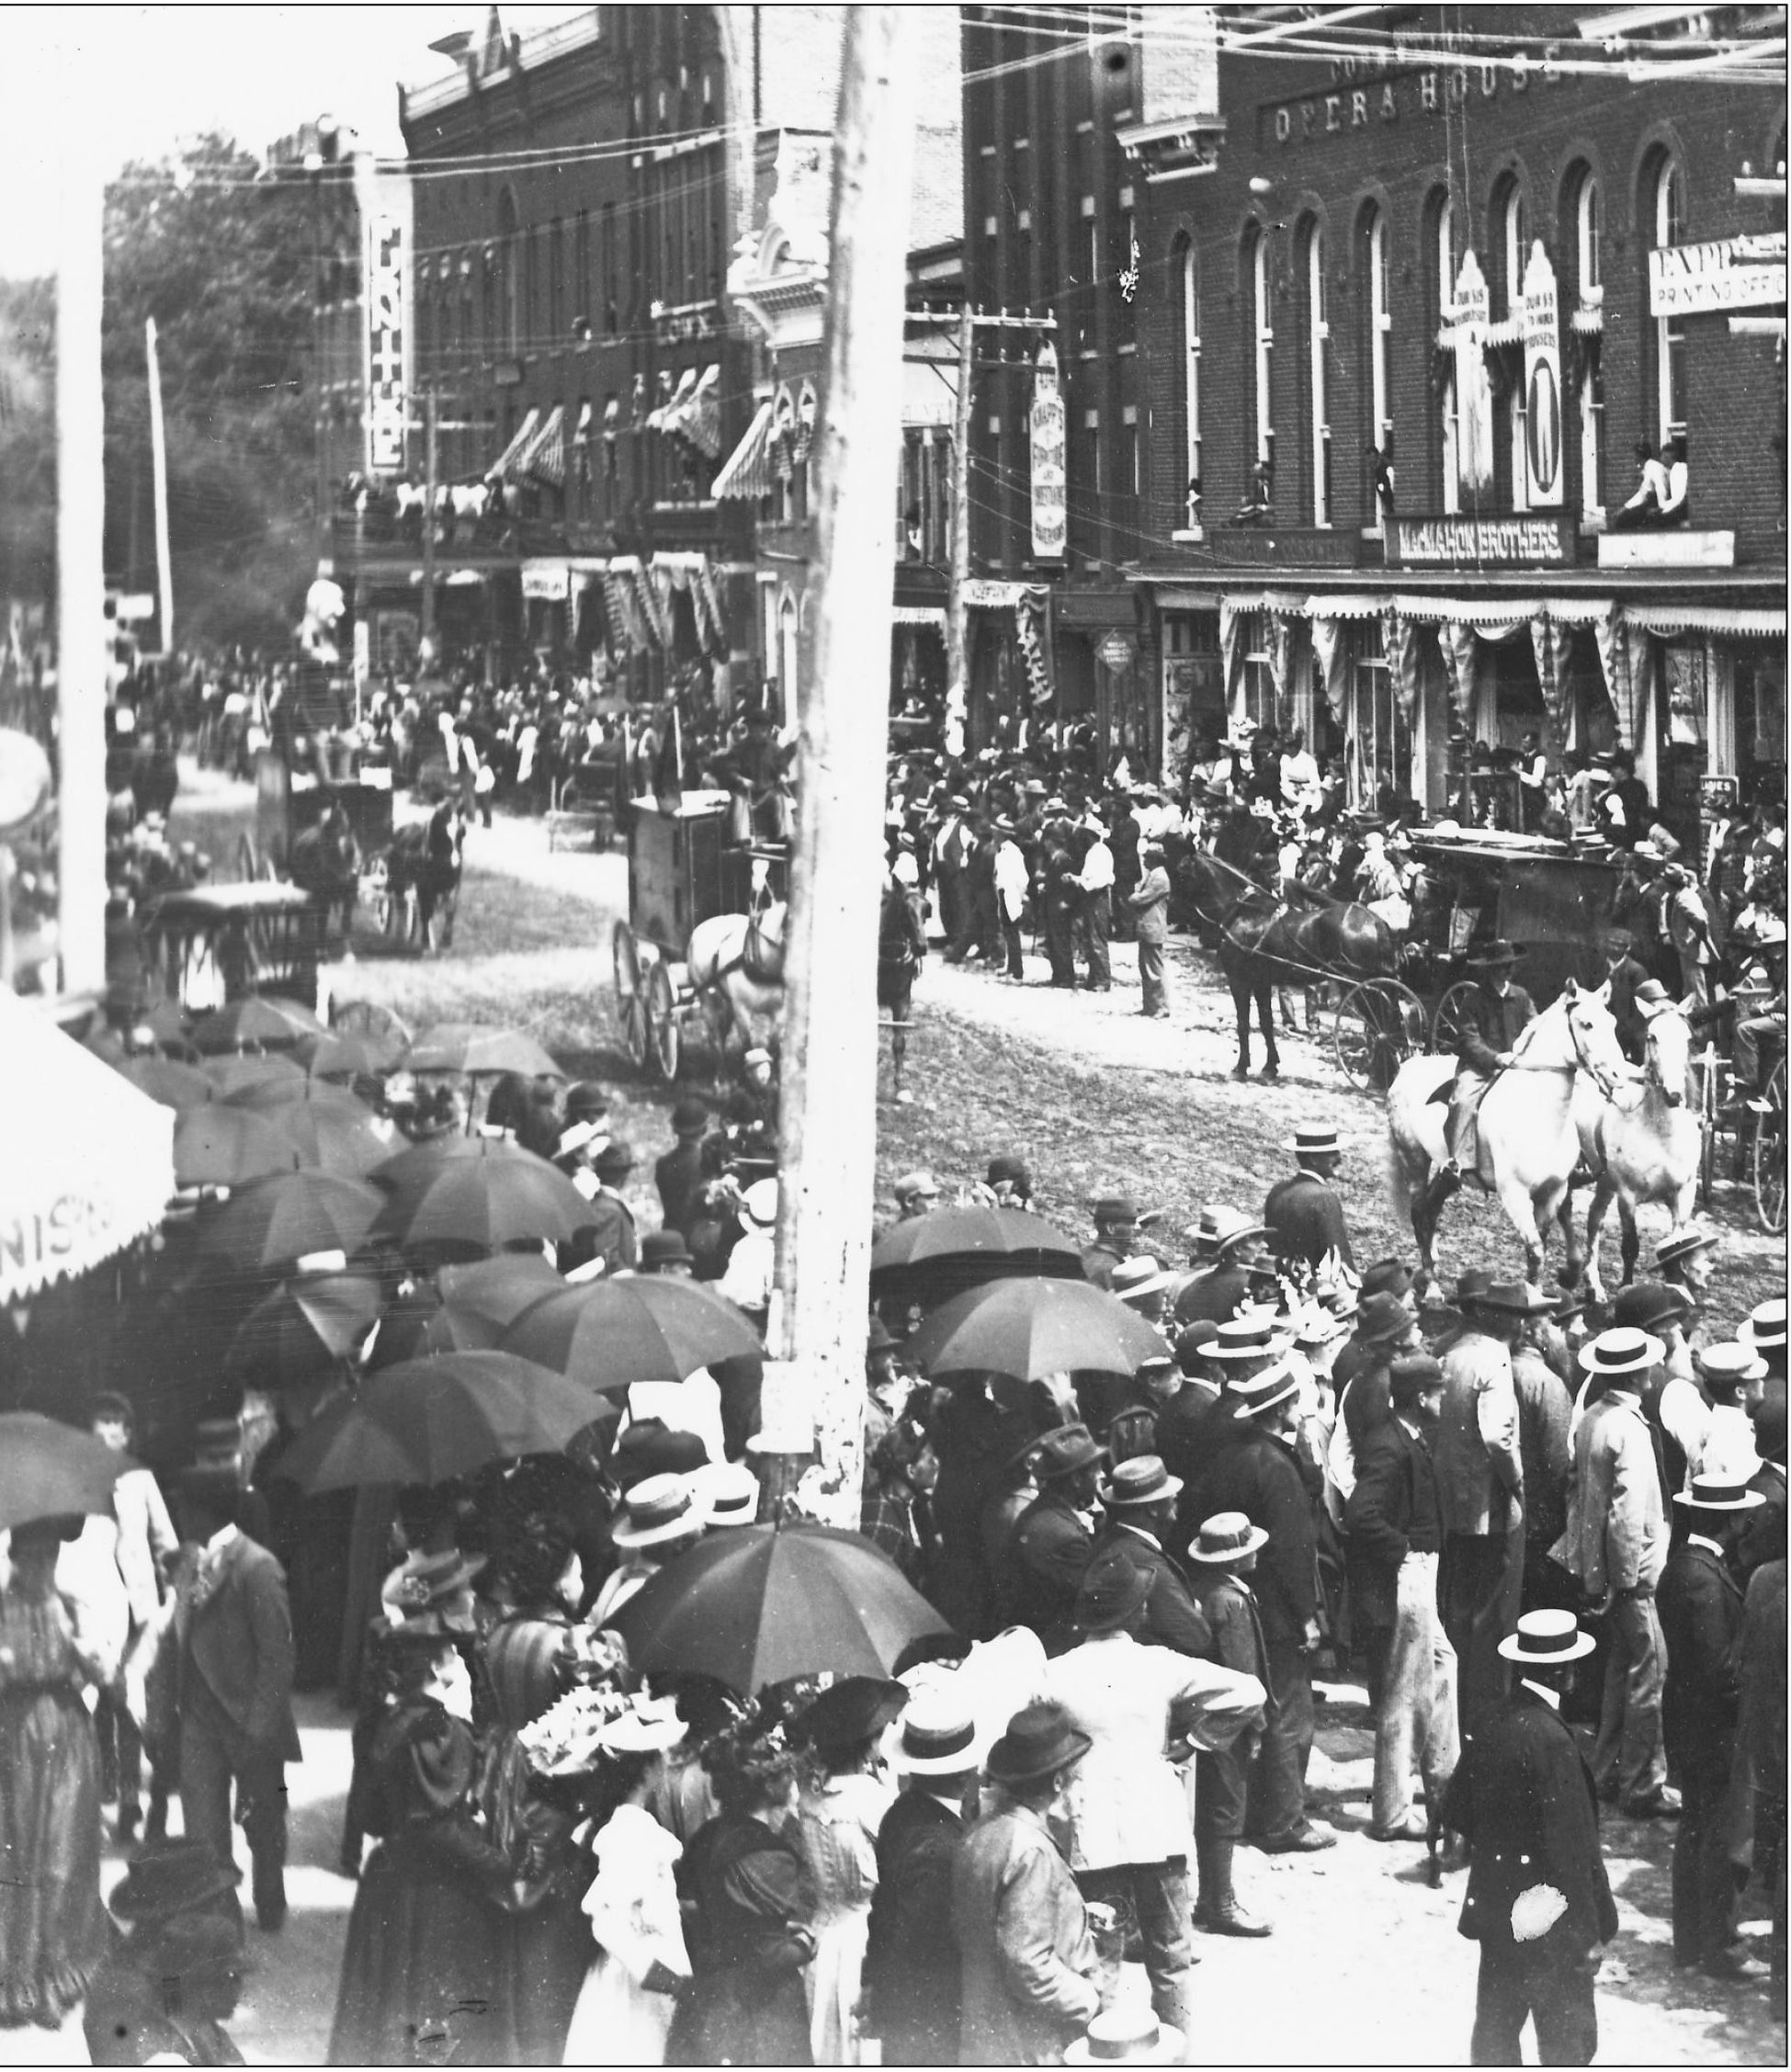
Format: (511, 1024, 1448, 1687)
(1520, 240, 1563, 509)
(521, 560, 572, 602)
(1029, 340, 1067, 561)
(1649, 232, 1786, 316)
(1097, 631, 1136, 671)
(356, 159, 414, 477)
(1451, 249, 1494, 496)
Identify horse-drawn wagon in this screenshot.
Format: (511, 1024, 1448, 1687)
(611, 793, 788, 1081)
(139, 881, 325, 1015)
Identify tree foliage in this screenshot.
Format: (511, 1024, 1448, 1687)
(0, 277, 55, 607)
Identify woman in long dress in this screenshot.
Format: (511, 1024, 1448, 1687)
(0, 1516, 111, 2062)
(793, 1680, 904, 2067)
(561, 1706, 691, 2066)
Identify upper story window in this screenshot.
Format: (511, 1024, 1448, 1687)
(1651, 153, 1688, 442)
(1429, 189, 1459, 514)
(1364, 205, 1391, 454)
(1493, 176, 1528, 510)
(1246, 225, 1273, 471)
(498, 191, 521, 357)
(1564, 164, 1604, 520)
(1302, 220, 1331, 526)
(1178, 238, 1201, 524)
(1576, 175, 1601, 297)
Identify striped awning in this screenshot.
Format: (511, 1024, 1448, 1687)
(711, 399, 776, 502)
(485, 408, 540, 484)
(521, 404, 566, 488)
(571, 401, 593, 447)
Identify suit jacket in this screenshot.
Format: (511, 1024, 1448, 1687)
(1172, 1264, 1253, 1329)
(1512, 1349, 1574, 1558)
(1127, 866, 1170, 943)
(1156, 1386, 1230, 1528)
(1440, 1686, 1619, 1954)
(581, 1189, 639, 1274)
(1740, 1559, 1786, 1799)
(1003, 1491, 1097, 1640)
(1197, 1423, 1317, 1644)
(1738, 1458, 1788, 1583)
(1086, 1522, 1212, 1658)
(952, 1805, 1099, 2066)
(1262, 1171, 1355, 1272)
(1187, 1568, 1270, 1687)
(1554, 1392, 1669, 1598)
(654, 1141, 706, 1236)
(865, 1790, 965, 2064)
(1345, 1418, 1444, 1633)
(1435, 1330, 1524, 1539)
(175, 1530, 300, 1761)
(1657, 1539, 1745, 1773)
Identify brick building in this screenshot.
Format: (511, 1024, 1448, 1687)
(1119, 3, 1785, 852)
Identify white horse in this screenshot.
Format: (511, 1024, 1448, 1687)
(686, 897, 786, 1059)
(1573, 995, 1701, 1301)
(1387, 980, 1628, 1288)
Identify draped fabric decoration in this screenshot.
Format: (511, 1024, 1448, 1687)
(604, 562, 653, 653)
(522, 405, 566, 489)
(485, 408, 540, 485)
(1015, 588, 1055, 709)
(1438, 621, 1480, 730)
(1529, 613, 1574, 746)
(642, 565, 674, 648)
(1593, 604, 1638, 750)
(686, 570, 717, 653)
(1265, 610, 1295, 705)
(1219, 601, 1251, 716)
(1308, 617, 1350, 727)
(697, 563, 726, 652)
(684, 366, 722, 460)
(711, 400, 776, 502)
(1380, 608, 1423, 726)
(572, 402, 593, 490)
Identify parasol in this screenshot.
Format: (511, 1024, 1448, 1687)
(869, 1206, 1084, 1303)
(501, 1277, 763, 1394)
(369, 1137, 593, 1258)
(0, 1413, 134, 1533)
(369, 1252, 565, 1368)
(110, 1054, 214, 1110)
(220, 1081, 397, 1178)
(904, 1274, 1171, 1382)
(294, 1029, 404, 1080)
(199, 1052, 307, 1097)
(190, 1171, 385, 1278)
(404, 1024, 565, 1081)
(173, 1104, 305, 1190)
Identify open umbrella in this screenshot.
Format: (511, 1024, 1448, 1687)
(199, 1052, 307, 1097)
(904, 1274, 1169, 1382)
(190, 995, 327, 1054)
(220, 1081, 398, 1178)
(502, 1278, 763, 1395)
(0, 1412, 133, 1532)
(869, 1206, 1084, 1303)
(369, 1253, 564, 1368)
(174, 1104, 307, 1188)
(272, 1351, 614, 1492)
(610, 1523, 954, 1696)
(225, 1271, 383, 1387)
(294, 1029, 403, 1080)
(370, 1138, 593, 1258)
(110, 1054, 213, 1110)
(192, 1171, 385, 1278)
(404, 1024, 564, 1081)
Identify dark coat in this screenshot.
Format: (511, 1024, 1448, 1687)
(1262, 1171, 1355, 1273)
(669, 1811, 817, 2067)
(578, 1190, 639, 1274)
(1344, 1418, 1443, 1635)
(173, 1531, 300, 1761)
(654, 1140, 707, 1236)
(1187, 1567, 1269, 1683)
(1198, 1421, 1318, 1644)
(1087, 1521, 1213, 1658)
(1440, 1687, 1619, 1954)
(1738, 1458, 1787, 1583)
(1173, 1264, 1253, 1328)
(1003, 1490, 1097, 1640)
(1657, 1539, 1745, 1774)
(864, 1789, 965, 2064)
(1156, 1386, 1231, 1526)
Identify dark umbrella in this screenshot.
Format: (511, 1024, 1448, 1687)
(502, 1278, 763, 1395)
(272, 1351, 615, 1492)
(192, 1171, 385, 1278)
(199, 1052, 307, 1097)
(190, 995, 328, 1054)
(404, 1024, 564, 1080)
(904, 1274, 1170, 1381)
(369, 1253, 564, 1368)
(138, 1000, 193, 1049)
(0, 1413, 133, 1532)
(370, 1138, 593, 1257)
(220, 1081, 397, 1178)
(610, 1523, 955, 1696)
(225, 1271, 384, 1387)
(294, 1030, 402, 1080)
(174, 1105, 306, 1189)
(869, 1206, 1084, 1304)
(110, 1054, 213, 1109)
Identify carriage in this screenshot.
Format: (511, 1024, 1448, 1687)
(610, 793, 788, 1081)
(138, 881, 326, 1015)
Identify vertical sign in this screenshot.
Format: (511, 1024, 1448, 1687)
(356, 157, 414, 478)
(1521, 240, 1563, 508)
(1029, 338, 1066, 560)
(1452, 248, 1493, 495)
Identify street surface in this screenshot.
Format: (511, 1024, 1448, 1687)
(156, 783, 1784, 2062)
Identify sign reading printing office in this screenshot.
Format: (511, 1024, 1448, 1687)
(1029, 341, 1067, 561)
(364, 210, 408, 474)
(1520, 241, 1562, 510)
(1649, 233, 1787, 316)
(1389, 515, 1573, 566)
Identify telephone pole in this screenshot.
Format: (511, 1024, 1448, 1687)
(420, 382, 438, 659)
(945, 300, 974, 752)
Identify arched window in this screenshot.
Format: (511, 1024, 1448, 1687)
(1430, 190, 1459, 514)
(1565, 165, 1604, 518)
(1652, 155, 1687, 443)
(1361, 205, 1391, 524)
(1245, 225, 1273, 472)
(1176, 237, 1202, 524)
(497, 191, 521, 357)
(1495, 177, 1528, 511)
(778, 595, 799, 719)
(1303, 220, 1331, 525)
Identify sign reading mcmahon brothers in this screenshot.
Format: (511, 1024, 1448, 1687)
(1389, 515, 1574, 566)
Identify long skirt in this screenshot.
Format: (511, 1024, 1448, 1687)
(0, 1688, 106, 2031)
(805, 1905, 871, 2066)
(562, 1953, 676, 2067)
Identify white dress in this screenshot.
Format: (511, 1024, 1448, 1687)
(562, 1803, 690, 2066)
(796, 1769, 894, 2066)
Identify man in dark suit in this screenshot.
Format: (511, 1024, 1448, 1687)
(1263, 1127, 1356, 1275)
(580, 1138, 639, 1274)
(1601, 928, 1653, 1060)
(653, 1097, 710, 1236)
(1173, 1217, 1274, 1330)
(1658, 1473, 1770, 1981)
(1429, 941, 1538, 1217)
(1087, 1455, 1212, 1658)
(1000, 1424, 1106, 1646)
(865, 1691, 979, 2064)
(1441, 1610, 1620, 2066)
(169, 1467, 300, 1932)
(1081, 1197, 1139, 1291)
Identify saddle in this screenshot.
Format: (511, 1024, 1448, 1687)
(742, 908, 785, 987)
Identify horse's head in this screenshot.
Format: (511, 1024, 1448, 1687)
(1641, 997, 1694, 1107)
(1547, 977, 1628, 1099)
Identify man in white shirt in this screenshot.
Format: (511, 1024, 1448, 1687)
(992, 818, 1030, 980)
(1071, 823, 1115, 992)
(90, 1392, 176, 1840)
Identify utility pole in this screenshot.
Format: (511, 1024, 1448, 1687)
(146, 317, 174, 655)
(757, 5, 917, 1525)
(57, 145, 107, 997)
(944, 300, 974, 753)
(420, 381, 438, 660)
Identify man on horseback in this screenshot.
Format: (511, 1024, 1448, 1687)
(1427, 943, 1536, 1217)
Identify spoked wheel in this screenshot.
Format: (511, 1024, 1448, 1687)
(1754, 1056, 1786, 1234)
(613, 922, 649, 1071)
(1334, 979, 1426, 1093)
(1431, 979, 1482, 1057)
(235, 832, 259, 884)
(645, 960, 680, 1081)
(333, 998, 413, 1063)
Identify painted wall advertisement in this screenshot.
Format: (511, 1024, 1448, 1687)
(1029, 340, 1066, 560)
(1649, 232, 1786, 316)
(1520, 240, 1563, 509)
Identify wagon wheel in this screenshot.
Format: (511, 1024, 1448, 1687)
(644, 960, 680, 1082)
(613, 922, 649, 1072)
(258, 840, 282, 883)
(234, 832, 259, 885)
(333, 999, 414, 1062)
(1334, 979, 1425, 1094)
(1431, 979, 1483, 1058)
(1753, 1057, 1786, 1235)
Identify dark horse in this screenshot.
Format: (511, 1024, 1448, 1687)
(387, 798, 465, 953)
(1179, 849, 1396, 1081)
(289, 799, 362, 945)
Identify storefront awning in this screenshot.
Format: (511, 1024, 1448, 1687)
(1626, 604, 1787, 638)
(571, 401, 593, 447)
(892, 605, 947, 628)
(1390, 594, 1546, 625)
(1302, 594, 1385, 620)
(485, 408, 540, 484)
(711, 400, 776, 502)
(2, 993, 175, 1303)
(520, 404, 566, 489)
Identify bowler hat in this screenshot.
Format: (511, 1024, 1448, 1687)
(1174, 1319, 1219, 1372)
(1468, 939, 1525, 970)
(1099, 1455, 1182, 1510)
(1359, 1257, 1414, 1300)
(1064, 2009, 1187, 2066)
(1578, 1326, 1666, 1378)
(1031, 1423, 1107, 1481)
(1389, 1353, 1444, 1402)
(1612, 1281, 1690, 1335)
(1498, 1608, 1595, 1665)
(1072, 1557, 1152, 1634)
(799, 1676, 908, 1756)
(640, 1229, 696, 1271)
(1672, 1472, 1765, 1514)
(670, 1095, 709, 1136)
(108, 1839, 242, 1924)
(987, 1153, 1033, 1194)
(611, 1420, 709, 1489)
(563, 1081, 608, 1125)
(985, 1701, 1091, 1786)
(1188, 1511, 1270, 1565)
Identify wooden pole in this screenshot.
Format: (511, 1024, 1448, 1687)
(758, 6, 917, 1525)
(420, 381, 438, 657)
(945, 301, 974, 756)
(57, 147, 108, 998)
(146, 318, 174, 655)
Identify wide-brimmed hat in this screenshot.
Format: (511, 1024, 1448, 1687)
(1355, 1292, 1413, 1345)
(1468, 939, 1526, 970)
(1652, 1224, 1717, 1271)
(108, 1839, 242, 1923)
(611, 1472, 708, 1549)
(1284, 1125, 1342, 1158)
(1741, 1298, 1787, 1353)
(555, 1118, 604, 1161)
(1230, 1357, 1300, 1421)
(693, 1461, 761, 1528)
(1499, 1608, 1595, 1665)
(799, 1676, 908, 1756)
(1672, 1472, 1765, 1514)
(1111, 1256, 1173, 1304)
(384, 1548, 487, 1623)
(594, 1697, 688, 1756)
(1695, 1342, 1768, 1392)
(1071, 1557, 1152, 1635)
(1188, 1204, 1235, 1257)
(1212, 1215, 1271, 1258)
(1093, 1195, 1139, 1224)
(887, 1686, 987, 1776)
(1031, 1422, 1107, 1481)
(1065, 2010, 1187, 2066)
(1188, 1510, 1269, 1565)
(1611, 1281, 1690, 1335)
(742, 1178, 779, 1228)
(867, 1315, 901, 1356)
(985, 1700, 1092, 1786)
(640, 1229, 696, 1271)
(1098, 1454, 1182, 1510)
(1578, 1326, 1666, 1378)
(1465, 1280, 1559, 1318)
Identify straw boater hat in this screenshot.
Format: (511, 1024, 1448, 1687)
(1189, 1205, 1237, 1259)
(610, 1472, 708, 1550)
(1110, 1256, 1173, 1305)
(1211, 1214, 1272, 1259)
(1653, 1224, 1717, 1273)
(1065, 2008, 1187, 2066)
(1577, 1326, 1666, 1380)
(1740, 1298, 1788, 1353)
(741, 1178, 779, 1228)
(1188, 1511, 1269, 1565)
(693, 1462, 760, 1528)
(886, 1687, 987, 1777)
(1201, 1315, 1292, 1367)
(1285, 1125, 1342, 1159)
(1498, 1607, 1596, 1666)
(1230, 1356, 1301, 1421)
(1694, 1342, 1768, 1394)
(1672, 1471, 1765, 1515)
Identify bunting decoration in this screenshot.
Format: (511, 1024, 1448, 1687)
(1307, 617, 1349, 726)
(1438, 621, 1479, 730)
(1529, 613, 1574, 747)
(1380, 608, 1423, 726)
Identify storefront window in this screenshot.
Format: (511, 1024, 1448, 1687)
(1351, 625, 1411, 810)
(1241, 614, 1276, 730)
(1653, 157, 1687, 443)
(1737, 649, 1786, 805)
(1162, 613, 1222, 789)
